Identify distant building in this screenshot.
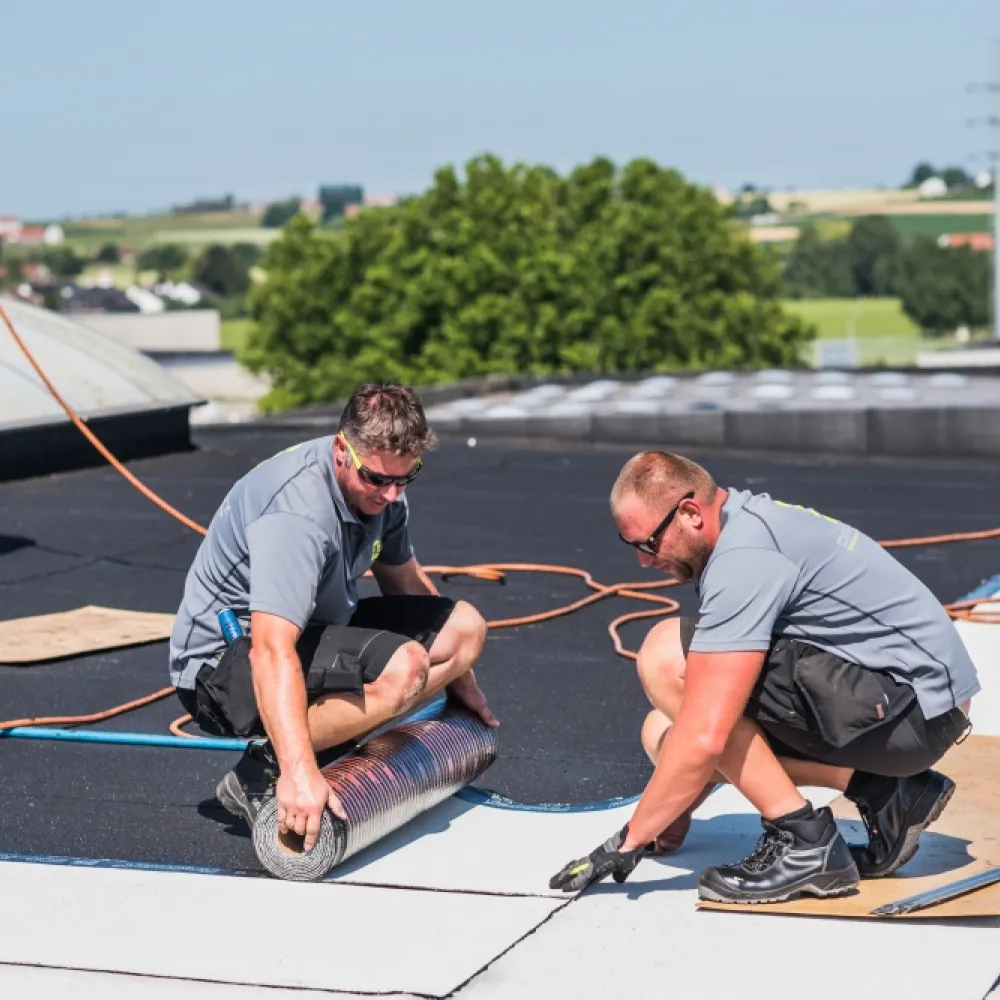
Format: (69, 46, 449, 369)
(125, 286, 166, 315)
(917, 176, 948, 199)
(154, 280, 203, 306)
(6, 223, 64, 246)
(344, 194, 400, 220)
(58, 284, 140, 314)
(937, 232, 994, 251)
(21, 262, 52, 284)
(0, 215, 21, 241)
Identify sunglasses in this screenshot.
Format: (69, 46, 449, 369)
(618, 491, 695, 555)
(339, 434, 423, 488)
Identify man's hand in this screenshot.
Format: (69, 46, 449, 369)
(447, 671, 499, 728)
(276, 763, 347, 852)
(549, 825, 652, 892)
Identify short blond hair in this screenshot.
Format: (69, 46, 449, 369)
(610, 451, 717, 514)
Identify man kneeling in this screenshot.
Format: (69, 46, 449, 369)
(169, 382, 497, 852)
(551, 451, 976, 903)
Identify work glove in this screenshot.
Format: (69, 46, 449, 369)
(549, 825, 652, 892)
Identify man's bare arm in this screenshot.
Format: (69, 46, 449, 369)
(622, 649, 765, 850)
(248, 611, 312, 771)
(371, 556, 439, 597)
(248, 610, 346, 847)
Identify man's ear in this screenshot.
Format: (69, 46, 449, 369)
(683, 498, 704, 529)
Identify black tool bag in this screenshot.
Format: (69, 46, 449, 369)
(746, 639, 917, 749)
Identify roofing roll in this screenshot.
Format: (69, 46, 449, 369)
(252, 703, 498, 881)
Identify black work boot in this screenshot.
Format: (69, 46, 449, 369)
(215, 741, 279, 826)
(698, 804, 859, 904)
(846, 769, 956, 878)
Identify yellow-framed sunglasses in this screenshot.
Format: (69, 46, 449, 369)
(338, 434, 423, 487)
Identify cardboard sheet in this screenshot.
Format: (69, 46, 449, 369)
(699, 734, 1000, 919)
(0, 606, 175, 664)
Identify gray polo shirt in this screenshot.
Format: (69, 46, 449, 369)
(169, 436, 413, 690)
(688, 489, 979, 719)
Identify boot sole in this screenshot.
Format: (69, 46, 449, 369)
(216, 771, 252, 825)
(858, 776, 956, 878)
(698, 867, 860, 905)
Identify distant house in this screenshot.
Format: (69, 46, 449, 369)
(7, 223, 64, 247)
(937, 232, 995, 251)
(22, 262, 53, 284)
(918, 177, 948, 199)
(0, 215, 22, 241)
(58, 284, 139, 314)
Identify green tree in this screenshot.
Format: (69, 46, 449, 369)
(245, 155, 813, 411)
(781, 225, 854, 298)
(897, 237, 993, 335)
(95, 242, 120, 263)
(42, 246, 84, 278)
(940, 166, 972, 190)
(732, 195, 774, 219)
(231, 242, 263, 271)
(194, 244, 251, 297)
(137, 243, 188, 277)
(262, 198, 302, 228)
(318, 184, 364, 222)
(906, 162, 936, 188)
(845, 216, 902, 296)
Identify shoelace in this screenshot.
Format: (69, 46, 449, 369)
(855, 800, 882, 842)
(740, 824, 795, 873)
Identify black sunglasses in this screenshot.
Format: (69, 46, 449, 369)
(618, 491, 695, 555)
(340, 434, 423, 488)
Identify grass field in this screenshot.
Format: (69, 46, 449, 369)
(782, 297, 920, 338)
(221, 318, 255, 351)
(155, 227, 279, 247)
(882, 213, 994, 239)
(61, 210, 266, 252)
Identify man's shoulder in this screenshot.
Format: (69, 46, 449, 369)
(717, 489, 783, 548)
(241, 437, 336, 515)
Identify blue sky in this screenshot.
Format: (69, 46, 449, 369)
(1, 0, 997, 219)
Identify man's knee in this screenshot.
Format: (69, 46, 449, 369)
(636, 617, 686, 701)
(641, 709, 670, 765)
(449, 600, 487, 654)
(433, 600, 487, 669)
(377, 641, 431, 714)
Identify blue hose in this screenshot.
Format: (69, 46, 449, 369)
(0, 700, 641, 812)
(0, 727, 250, 751)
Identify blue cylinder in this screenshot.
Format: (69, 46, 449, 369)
(218, 609, 245, 644)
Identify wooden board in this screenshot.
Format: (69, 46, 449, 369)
(0, 606, 175, 664)
(698, 735, 1000, 920)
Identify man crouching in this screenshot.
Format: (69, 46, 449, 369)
(551, 451, 976, 903)
(169, 382, 497, 851)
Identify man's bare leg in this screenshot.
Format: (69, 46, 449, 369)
(637, 618, 853, 821)
(305, 600, 490, 752)
(641, 707, 851, 793)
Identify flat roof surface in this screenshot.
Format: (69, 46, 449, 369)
(2, 428, 1000, 998)
(1, 428, 999, 871)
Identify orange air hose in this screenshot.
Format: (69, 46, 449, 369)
(1, 300, 998, 738)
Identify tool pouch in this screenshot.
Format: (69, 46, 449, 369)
(746, 639, 916, 749)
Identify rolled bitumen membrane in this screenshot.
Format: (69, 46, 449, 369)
(252, 704, 498, 881)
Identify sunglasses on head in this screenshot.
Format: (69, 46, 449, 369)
(339, 434, 423, 488)
(618, 491, 695, 555)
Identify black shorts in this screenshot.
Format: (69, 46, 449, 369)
(679, 617, 970, 777)
(177, 596, 456, 738)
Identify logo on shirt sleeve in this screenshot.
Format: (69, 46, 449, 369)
(372, 538, 382, 562)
